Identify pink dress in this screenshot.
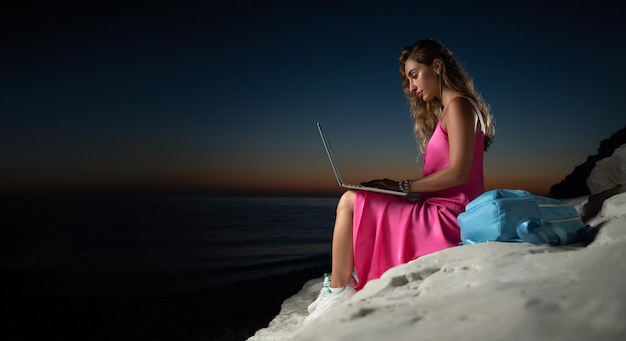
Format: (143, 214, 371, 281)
(352, 97, 485, 290)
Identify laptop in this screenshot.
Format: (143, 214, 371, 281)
(317, 122, 412, 197)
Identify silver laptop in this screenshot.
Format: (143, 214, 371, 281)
(317, 122, 411, 197)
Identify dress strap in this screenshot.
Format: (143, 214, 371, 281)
(463, 96, 486, 134)
(441, 96, 486, 134)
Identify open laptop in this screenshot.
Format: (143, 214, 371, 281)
(317, 122, 411, 197)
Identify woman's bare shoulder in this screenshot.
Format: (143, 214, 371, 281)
(443, 96, 475, 127)
(447, 96, 475, 114)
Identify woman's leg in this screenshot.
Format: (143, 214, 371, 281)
(303, 190, 357, 324)
(330, 190, 356, 288)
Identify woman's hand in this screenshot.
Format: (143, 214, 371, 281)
(360, 178, 399, 190)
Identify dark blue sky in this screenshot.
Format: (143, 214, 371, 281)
(2, 1, 624, 195)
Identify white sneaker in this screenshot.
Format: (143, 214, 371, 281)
(303, 281, 356, 325)
(307, 273, 331, 313)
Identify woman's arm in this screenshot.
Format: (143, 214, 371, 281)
(409, 97, 476, 193)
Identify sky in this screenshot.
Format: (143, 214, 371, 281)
(1, 0, 625, 196)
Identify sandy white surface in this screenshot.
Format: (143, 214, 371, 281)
(248, 192, 626, 341)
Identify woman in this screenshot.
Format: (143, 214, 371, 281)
(304, 39, 495, 324)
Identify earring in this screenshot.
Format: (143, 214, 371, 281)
(438, 71, 442, 100)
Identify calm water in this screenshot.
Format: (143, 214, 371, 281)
(2, 194, 338, 298)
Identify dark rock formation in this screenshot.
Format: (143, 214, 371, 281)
(550, 124, 626, 198)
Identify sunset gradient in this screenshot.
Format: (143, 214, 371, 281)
(2, 1, 624, 197)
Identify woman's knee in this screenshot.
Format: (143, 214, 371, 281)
(337, 190, 356, 214)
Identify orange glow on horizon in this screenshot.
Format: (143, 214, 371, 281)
(2, 160, 571, 198)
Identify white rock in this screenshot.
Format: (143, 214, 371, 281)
(249, 193, 626, 341)
(598, 192, 626, 219)
(247, 278, 323, 341)
(587, 144, 626, 194)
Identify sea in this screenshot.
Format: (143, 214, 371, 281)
(2, 194, 338, 299)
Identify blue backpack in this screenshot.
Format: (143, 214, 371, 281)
(457, 189, 590, 245)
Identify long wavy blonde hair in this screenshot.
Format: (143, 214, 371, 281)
(399, 39, 495, 152)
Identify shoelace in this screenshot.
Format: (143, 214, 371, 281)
(321, 273, 331, 288)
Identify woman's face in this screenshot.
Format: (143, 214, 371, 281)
(404, 59, 439, 102)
